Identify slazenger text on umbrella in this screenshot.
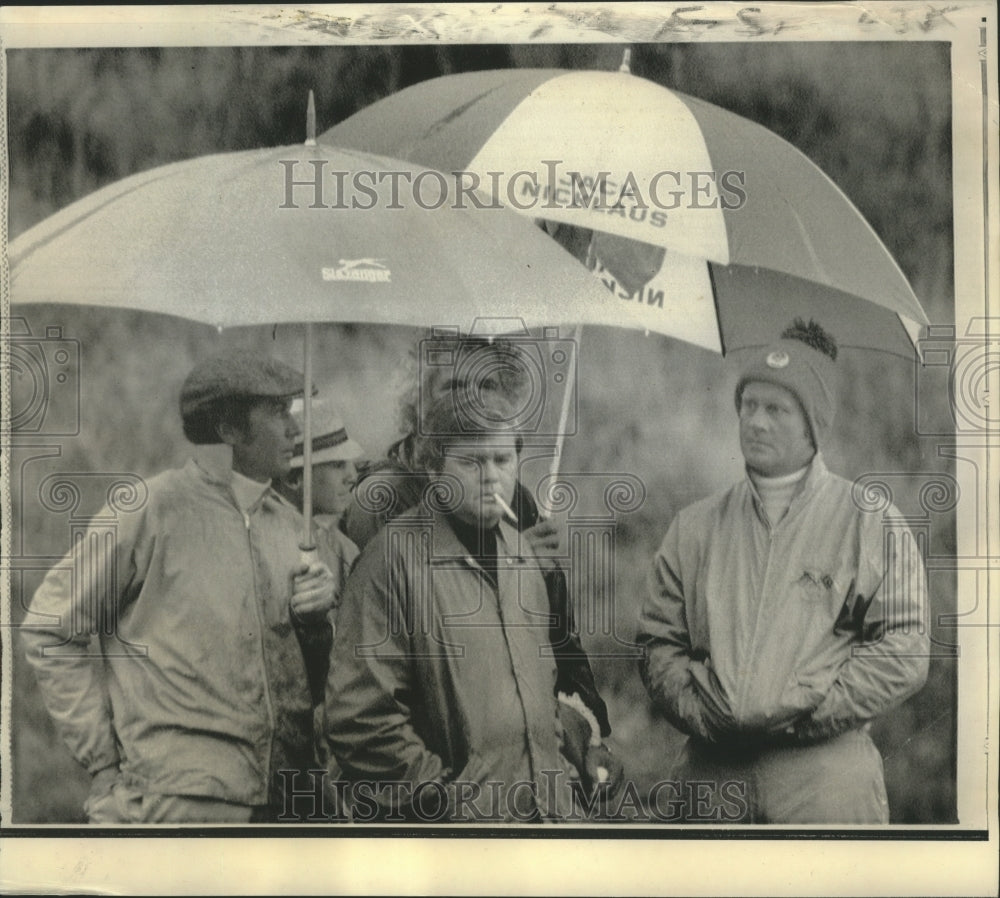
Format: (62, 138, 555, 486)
(278, 159, 748, 214)
(322, 259, 392, 283)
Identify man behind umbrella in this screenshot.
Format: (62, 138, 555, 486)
(23, 351, 337, 824)
(277, 397, 365, 600)
(638, 320, 929, 823)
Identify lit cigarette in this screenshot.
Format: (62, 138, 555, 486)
(492, 492, 518, 524)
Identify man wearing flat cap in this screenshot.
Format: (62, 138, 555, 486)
(24, 351, 337, 823)
(637, 320, 929, 823)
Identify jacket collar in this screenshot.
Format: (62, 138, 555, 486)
(422, 508, 523, 570)
(229, 468, 273, 516)
(745, 452, 829, 525)
(186, 446, 283, 516)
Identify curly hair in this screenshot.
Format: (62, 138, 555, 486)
(397, 333, 533, 437)
(414, 389, 523, 473)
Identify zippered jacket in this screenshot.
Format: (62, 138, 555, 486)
(326, 506, 573, 820)
(344, 456, 611, 737)
(23, 459, 327, 806)
(638, 455, 929, 745)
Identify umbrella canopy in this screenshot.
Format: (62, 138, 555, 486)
(323, 68, 929, 357)
(9, 142, 645, 334)
(9, 140, 649, 542)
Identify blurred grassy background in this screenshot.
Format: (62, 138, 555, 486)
(6, 43, 957, 824)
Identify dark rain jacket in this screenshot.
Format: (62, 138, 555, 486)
(327, 506, 576, 821)
(343, 445, 611, 737)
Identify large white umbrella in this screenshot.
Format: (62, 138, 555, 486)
(9, 137, 630, 542)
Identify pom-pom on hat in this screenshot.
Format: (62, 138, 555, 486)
(734, 319, 839, 448)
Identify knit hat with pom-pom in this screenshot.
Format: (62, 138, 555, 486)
(734, 319, 839, 448)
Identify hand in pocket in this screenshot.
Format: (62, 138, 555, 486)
(84, 769, 133, 824)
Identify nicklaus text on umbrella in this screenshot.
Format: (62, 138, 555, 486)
(278, 160, 748, 214)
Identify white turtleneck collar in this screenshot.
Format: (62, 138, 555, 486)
(749, 463, 811, 527)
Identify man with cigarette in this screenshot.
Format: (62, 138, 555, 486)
(342, 332, 620, 800)
(326, 389, 615, 822)
(23, 351, 338, 823)
(637, 320, 929, 823)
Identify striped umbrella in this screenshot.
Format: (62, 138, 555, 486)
(323, 64, 929, 358)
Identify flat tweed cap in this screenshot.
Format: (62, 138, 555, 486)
(180, 351, 304, 444)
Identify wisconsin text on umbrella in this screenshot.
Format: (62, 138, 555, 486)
(278, 160, 748, 214)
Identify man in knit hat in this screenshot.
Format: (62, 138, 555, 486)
(24, 350, 337, 823)
(637, 320, 929, 823)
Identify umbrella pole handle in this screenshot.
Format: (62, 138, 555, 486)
(301, 322, 315, 550)
(543, 324, 582, 516)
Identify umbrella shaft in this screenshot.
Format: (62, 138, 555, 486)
(546, 324, 582, 511)
(301, 322, 314, 547)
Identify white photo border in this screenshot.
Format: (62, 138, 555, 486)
(1, 3, 996, 895)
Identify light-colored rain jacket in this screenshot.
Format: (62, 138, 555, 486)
(638, 455, 929, 745)
(23, 457, 327, 807)
(326, 506, 573, 821)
